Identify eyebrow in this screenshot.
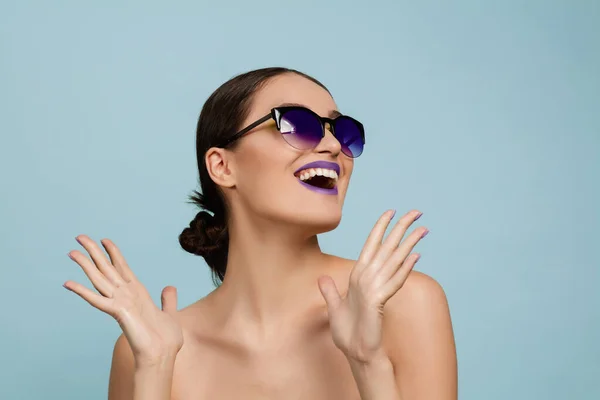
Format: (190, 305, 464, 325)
(277, 102, 342, 119)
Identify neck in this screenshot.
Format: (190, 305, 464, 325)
(211, 209, 331, 342)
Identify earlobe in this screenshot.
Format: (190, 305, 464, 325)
(205, 147, 236, 188)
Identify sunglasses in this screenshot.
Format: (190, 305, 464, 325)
(216, 106, 365, 158)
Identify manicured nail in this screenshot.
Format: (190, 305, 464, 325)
(390, 210, 396, 219)
(63, 283, 71, 291)
(421, 230, 429, 238)
(414, 212, 423, 221)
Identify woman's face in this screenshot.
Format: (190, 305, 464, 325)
(220, 73, 355, 234)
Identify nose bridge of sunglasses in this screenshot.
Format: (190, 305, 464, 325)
(319, 123, 343, 149)
(323, 120, 334, 136)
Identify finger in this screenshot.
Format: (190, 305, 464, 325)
(376, 227, 429, 282)
(68, 251, 114, 297)
(318, 276, 342, 311)
(359, 210, 422, 283)
(101, 238, 135, 283)
(76, 235, 125, 286)
(161, 286, 178, 314)
(355, 210, 396, 272)
(63, 280, 114, 313)
(373, 210, 422, 264)
(379, 253, 420, 303)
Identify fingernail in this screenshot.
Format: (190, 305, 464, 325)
(421, 230, 429, 238)
(415, 212, 423, 221)
(63, 283, 71, 291)
(390, 209, 396, 219)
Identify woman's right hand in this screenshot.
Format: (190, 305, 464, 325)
(63, 235, 184, 367)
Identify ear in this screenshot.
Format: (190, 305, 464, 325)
(205, 147, 236, 188)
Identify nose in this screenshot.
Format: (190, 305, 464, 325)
(314, 123, 342, 156)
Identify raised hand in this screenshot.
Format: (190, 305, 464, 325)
(63, 235, 183, 366)
(318, 210, 427, 363)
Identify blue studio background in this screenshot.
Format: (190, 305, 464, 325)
(1, 1, 598, 399)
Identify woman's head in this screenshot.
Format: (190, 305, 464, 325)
(179, 67, 364, 283)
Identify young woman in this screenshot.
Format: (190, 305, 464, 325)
(64, 67, 457, 399)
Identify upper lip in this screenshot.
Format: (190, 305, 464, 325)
(294, 161, 340, 175)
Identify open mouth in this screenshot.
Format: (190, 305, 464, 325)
(294, 168, 338, 189)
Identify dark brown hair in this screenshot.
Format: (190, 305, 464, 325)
(179, 67, 329, 285)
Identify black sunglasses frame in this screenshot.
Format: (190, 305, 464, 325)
(215, 106, 365, 157)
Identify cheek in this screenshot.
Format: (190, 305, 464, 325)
(238, 166, 286, 195)
(237, 170, 303, 220)
(234, 145, 296, 206)
(340, 161, 354, 187)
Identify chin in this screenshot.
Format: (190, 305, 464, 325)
(251, 181, 347, 234)
(313, 217, 342, 235)
(292, 206, 343, 236)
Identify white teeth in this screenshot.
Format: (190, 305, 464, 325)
(296, 168, 339, 182)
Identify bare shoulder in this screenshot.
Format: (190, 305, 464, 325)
(324, 255, 446, 297)
(321, 254, 450, 322)
(387, 270, 449, 314)
(107, 293, 216, 399)
(175, 291, 218, 330)
(381, 270, 453, 343)
(108, 293, 221, 398)
(108, 334, 135, 400)
(382, 270, 458, 398)
(171, 292, 227, 347)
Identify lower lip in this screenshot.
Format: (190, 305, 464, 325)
(297, 179, 338, 195)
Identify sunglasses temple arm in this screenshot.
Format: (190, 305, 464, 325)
(220, 114, 272, 147)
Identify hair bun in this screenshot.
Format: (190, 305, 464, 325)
(179, 210, 228, 258)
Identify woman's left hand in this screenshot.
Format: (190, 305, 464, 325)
(318, 209, 428, 364)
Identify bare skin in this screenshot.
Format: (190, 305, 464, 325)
(65, 73, 457, 399)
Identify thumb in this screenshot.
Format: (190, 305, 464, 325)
(161, 286, 178, 314)
(318, 276, 342, 311)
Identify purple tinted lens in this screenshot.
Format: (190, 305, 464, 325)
(334, 117, 364, 158)
(279, 109, 323, 150)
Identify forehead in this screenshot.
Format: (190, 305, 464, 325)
(247, 73, 338, 120)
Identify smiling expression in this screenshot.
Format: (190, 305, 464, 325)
(214, 73, 356, 235)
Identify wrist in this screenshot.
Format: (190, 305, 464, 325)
(348, 351, 393, 373)
(133, 355, 177, 400)
(346, 347, 391, 368)
(347, 352, 401, 400)
(135, 351, 178, 370)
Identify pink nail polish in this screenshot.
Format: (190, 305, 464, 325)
(415, 212, 423, 221)
(421, 230, 429, 238)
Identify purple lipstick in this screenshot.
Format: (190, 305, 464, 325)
(294, 161, 340, 195)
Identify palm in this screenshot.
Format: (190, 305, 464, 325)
(326, 287, 384, 362)
(64, 235, 183, 363)
(318, 210, 428, 363)
(110, 280, 183, 360)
